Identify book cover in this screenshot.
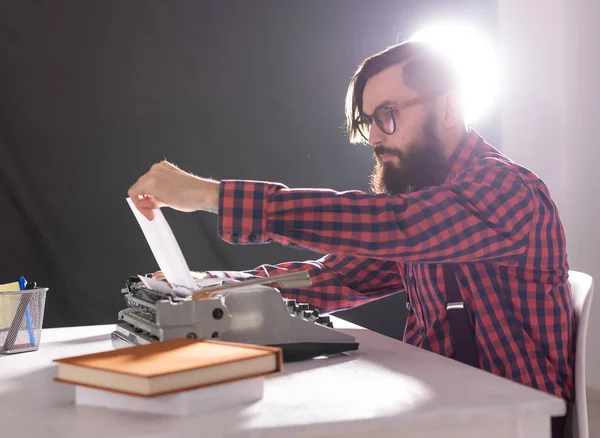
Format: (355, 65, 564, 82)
(53, 338, 283, 397)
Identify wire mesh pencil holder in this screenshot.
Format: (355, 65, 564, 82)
(0, 287, 48, 354)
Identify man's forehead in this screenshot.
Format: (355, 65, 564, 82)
(362, 64, 417, 115)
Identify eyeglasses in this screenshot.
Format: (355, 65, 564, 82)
(356, 92, 443, 142)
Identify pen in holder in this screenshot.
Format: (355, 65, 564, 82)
(0, 282, 48, 354)
(19, 276, 36, 346)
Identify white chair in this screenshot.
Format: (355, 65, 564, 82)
(568, 270, 594, 438)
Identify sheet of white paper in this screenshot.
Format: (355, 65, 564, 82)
(126, 198, 196, 292)
(138, 275, 180, 296)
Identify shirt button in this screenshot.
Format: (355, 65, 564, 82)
(418, 327, 425, 335)
(405, 301, 412, 313)
(231, 233, 239, 243)
(410, 277, 416, 286)
(248, 234, 256, 242)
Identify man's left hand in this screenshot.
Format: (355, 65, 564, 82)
(128, 161, 220, 221)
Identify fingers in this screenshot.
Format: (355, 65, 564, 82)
(127, 175, 147, 201)
(128, 170, 160, 221)
(128, 189, 156, 221)
(137, 195, 157, 210)
(138, 205, 155, 221)
(191, 271, 211, 280)
(153, 270, 206, 281)
(127, 160, 182, 220)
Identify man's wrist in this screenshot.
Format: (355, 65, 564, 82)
(204, 179, 220, 214)
(188, 177, 221, 214)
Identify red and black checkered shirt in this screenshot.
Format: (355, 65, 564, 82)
(207, 129, 575, 402)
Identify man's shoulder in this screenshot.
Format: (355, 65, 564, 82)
(461, 146, 546, 188)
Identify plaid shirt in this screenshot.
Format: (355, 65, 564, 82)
(207, 129, 574, 402)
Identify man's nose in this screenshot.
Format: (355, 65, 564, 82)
(368, 123, 386, 146)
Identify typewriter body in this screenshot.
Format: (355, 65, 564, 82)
(111, 272, 359, 362)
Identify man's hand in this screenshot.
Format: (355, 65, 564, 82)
(128, 161, 220, 221)
(152, 270, 211, 281)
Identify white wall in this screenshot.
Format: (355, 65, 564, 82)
(498, 0, 600, 390)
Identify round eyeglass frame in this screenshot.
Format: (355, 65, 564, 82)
(356, 92, 444, 142)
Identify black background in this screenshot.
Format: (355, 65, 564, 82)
(0, 0, 499, 340)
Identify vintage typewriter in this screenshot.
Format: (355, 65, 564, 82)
(111, 271, 359, 362)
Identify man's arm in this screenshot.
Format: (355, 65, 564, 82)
(204, 253, 404, 314)
(218, 161, 535, 264)
(127, 162, 404, 312)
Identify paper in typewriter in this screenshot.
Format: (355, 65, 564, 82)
(126, 198, 196, 293)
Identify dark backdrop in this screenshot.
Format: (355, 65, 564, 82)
(0, 0, 499, 340)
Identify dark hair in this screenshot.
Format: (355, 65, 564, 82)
(344, 40, 461, 144)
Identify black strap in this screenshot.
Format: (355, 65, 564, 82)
(443, 265, 479, 368)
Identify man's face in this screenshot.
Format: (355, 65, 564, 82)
(361, 64, 448, 195)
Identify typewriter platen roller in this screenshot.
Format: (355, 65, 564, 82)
(111, 271, 359, 361)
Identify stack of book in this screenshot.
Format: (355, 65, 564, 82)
(53, 338, 283, 416)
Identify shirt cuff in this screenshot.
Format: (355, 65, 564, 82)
(217, 179, 278, 245)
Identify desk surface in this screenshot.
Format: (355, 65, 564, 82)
(0, 317, 564, 438)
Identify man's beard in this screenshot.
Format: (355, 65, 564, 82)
(369, 113, 449, 195)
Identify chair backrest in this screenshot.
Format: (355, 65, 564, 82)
(568, 270, 594, 438)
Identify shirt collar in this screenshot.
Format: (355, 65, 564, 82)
(443, 128, 484, 181)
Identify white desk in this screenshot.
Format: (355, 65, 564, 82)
(0, 317, 564, 438)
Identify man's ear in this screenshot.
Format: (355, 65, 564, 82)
(438, 91, 463, 128)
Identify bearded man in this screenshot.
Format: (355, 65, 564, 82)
(128, 40, 573, 438)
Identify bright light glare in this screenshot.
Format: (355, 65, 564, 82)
(410, 23, 499, 124)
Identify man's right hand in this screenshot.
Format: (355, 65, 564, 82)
(152, 271, 211, 281)
(127, 161, 221, 221)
